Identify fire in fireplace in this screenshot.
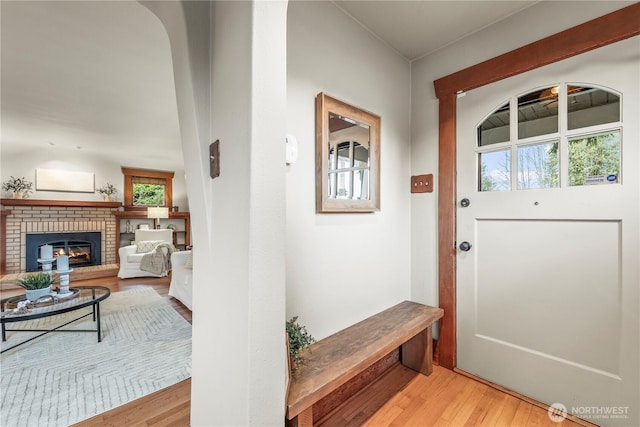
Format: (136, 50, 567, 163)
(25, 232, 102, 272)
(55, 247, 91, 266)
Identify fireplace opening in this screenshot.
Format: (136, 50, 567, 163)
(25, 232, 102, 272)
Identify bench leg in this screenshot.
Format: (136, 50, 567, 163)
(401, 327, 433, 376)
(287, 407, 313, 427)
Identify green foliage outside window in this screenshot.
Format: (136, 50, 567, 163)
(133, 183, 165, 206)
(567, 132, 620, 186)
(480, 132, 619, 190)
(480, 163, 497, 192)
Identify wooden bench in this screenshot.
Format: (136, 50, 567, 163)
(286, 301, 444, 427)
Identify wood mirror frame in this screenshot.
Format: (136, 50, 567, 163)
(316, 92, 381, 213)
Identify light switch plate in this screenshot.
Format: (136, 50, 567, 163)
(285, 134, 298, 165)
(411, 174, 433, 193)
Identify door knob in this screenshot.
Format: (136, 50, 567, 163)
(459, 241, 472, 252)
(460, 198, 470, 207)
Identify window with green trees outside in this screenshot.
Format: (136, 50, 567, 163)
(133, 183, 165, 206)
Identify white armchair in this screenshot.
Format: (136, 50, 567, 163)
(169, 250, 193, 310)
(117, 229, 174, 279)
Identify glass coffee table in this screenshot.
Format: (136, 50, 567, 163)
(0, 286, 110, 354)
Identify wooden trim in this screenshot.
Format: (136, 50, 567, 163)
(123, 173, 133, 207)
(121, 167, 174, 208)
(0, 199, 121, 208)
(437, 93, 457, 370)
(433, 4, 640, 369)
(120, 167, 175, 180)
(1, 210, 11, 274)
(111, 211, 190, 219)
(434, 4, 640, 97)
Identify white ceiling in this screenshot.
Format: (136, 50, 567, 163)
(1, 1, 540, 171)
(335, 1, 538, 60)
(1, 1, 182, 170)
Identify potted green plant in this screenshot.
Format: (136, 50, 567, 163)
(16, 272, 54, 301)
(286, 316, 316, 373)
(97, 182, 118, 201)
(2, 176, 33, 199)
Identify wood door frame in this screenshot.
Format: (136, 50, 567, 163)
(433, 3, 640, 369)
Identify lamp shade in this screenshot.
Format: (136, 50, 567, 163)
(147, 206, 169, 219)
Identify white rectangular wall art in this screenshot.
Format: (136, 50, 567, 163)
(35, 169, 95, 193)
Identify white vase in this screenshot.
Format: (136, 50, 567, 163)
(25, 286, 52, 301)
(13, 192, 24, 199)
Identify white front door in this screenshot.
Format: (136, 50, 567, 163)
(456, 37, 639, 426)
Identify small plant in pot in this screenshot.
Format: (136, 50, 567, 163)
(287, 316, 316, 373)
(1, 176, 33, 199)
(16, 272, 54, 301)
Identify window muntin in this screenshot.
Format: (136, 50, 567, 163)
(568, 131, 621, 186)
(476, 84, 621, 192)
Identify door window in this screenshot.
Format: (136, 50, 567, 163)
(477, 84, 622, 191)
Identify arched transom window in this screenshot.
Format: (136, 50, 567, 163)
(477, 84, 621, 191)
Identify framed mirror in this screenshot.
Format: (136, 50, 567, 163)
(316, 92, 380, 212)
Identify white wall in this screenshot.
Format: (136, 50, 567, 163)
(146, 1, 288, 425)
(0, 149, 189, 211)
(286, 1, 412, 340)
(409, 0, 633, 309)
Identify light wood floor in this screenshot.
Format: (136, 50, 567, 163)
(320, 363, 591, 427)
(2, 276, 592, 427)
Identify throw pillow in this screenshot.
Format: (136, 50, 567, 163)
(185, 251, 193, 269)
(136, 240, 164, 253)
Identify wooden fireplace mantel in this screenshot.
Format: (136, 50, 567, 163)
(0, 199, 122, 208)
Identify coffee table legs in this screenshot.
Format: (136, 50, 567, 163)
(96, 302, 102, 342)
(1, 306, 104, 353)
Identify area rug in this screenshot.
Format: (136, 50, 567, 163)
(0, 287, 192, 427)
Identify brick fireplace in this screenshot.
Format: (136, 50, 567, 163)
(1, 200, 120, 274)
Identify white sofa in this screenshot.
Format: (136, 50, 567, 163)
(117, 229, 174, 279)
(169, 250, 192, 310)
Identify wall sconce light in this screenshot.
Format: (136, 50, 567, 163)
(147, 206, 169, 229)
